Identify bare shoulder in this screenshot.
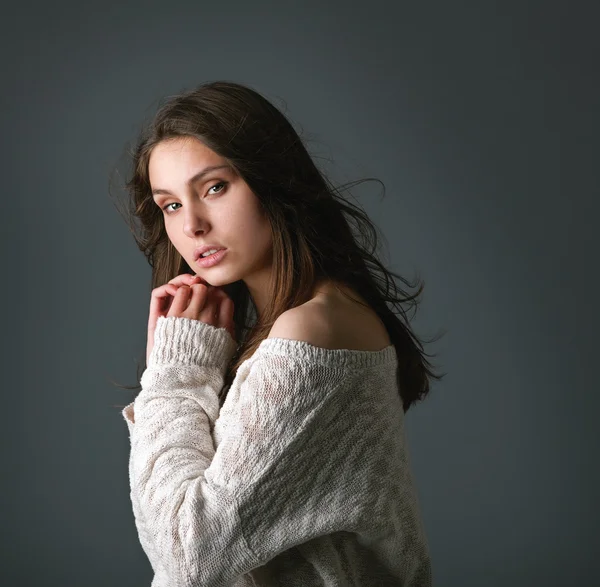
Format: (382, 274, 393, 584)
(267, 287, 392, 352)
(267, 303, 334, 349)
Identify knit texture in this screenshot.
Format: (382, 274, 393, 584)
(122, 315, 432, 586)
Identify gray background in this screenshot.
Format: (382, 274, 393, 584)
(2, 1, 598, 585)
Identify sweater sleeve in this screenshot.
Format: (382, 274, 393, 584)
(123, 315, 256, 586)
(123, 315, 369, 586)
(123, 403, 170, 581)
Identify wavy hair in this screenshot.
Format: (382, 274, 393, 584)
(109, 80, 446, 413)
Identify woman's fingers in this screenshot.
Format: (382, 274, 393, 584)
(168, 273, 202, 287)
(168, 284, 194, 315)
(186, 283, 219, 324)
(149, 283, 179, 323)
(160, 274, 205, 314)
(147, 277, 236, 365)
(147, 282, 180, 364)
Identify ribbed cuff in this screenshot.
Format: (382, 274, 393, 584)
(148, 316, 238, 371)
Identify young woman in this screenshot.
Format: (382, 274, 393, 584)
(115, 80, 445, 586)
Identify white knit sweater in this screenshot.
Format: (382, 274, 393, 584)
(122, 315, 432, 586)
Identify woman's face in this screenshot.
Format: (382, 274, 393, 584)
(148, 137, 273, 298)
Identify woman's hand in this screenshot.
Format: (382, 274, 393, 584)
(146, 273, 236, 365)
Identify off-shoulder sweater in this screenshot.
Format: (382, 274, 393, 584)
(121, 315, 432, 586)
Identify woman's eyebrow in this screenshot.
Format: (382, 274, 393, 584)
(152, 164, 231, 197)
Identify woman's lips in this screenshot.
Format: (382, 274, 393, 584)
(195, 248, 227, 268)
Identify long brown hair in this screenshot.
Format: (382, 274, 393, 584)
(109, 80, 446, 413)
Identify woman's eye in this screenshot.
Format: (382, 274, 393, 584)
(208, 181, 226, 195)
(162, 202, 181, 213)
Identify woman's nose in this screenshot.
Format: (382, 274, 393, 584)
(182, 209, 210, 238)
